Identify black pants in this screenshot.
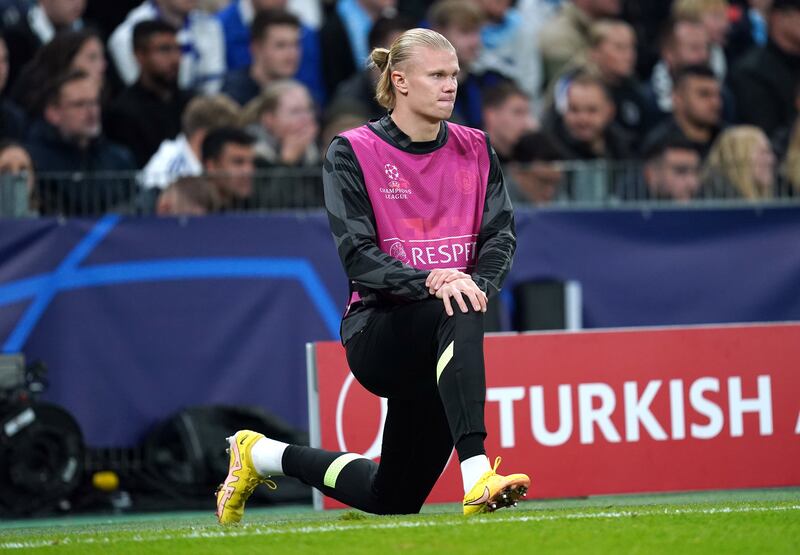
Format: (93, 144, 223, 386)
(283, 299, 488, 514)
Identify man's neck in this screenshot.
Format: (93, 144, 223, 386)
(389, 108, 441, 142)
(139, 73, 175, 101)
(675, 113, 711, 143)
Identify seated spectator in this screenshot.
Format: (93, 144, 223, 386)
(672, 0, 731, 80)
(772, 82, 800, 167)
(701, 125, 776, 199)
(216, 0, 324, 105)
(636, 136, 702, 202)
(109, 0, 226, 93)
(201, 126, 256, 210)
(538, 0, 621, 87)
(642, 65, 723, 160)
(10, 28, 107, 119)
(550, 19, 648, 144)
(319, 0, 397, 100)
(104, 20, 194, 167)
(506, 130, 565, 205)
(142, 93, 240, 188)
(781, 118, 800, 195)
(27, 70, 137, 216)
(156, 175, 219, 215)
(0, 140, 37, 215)
(543, 71, 631, 160)
(482, 82, 538, 163)
(221, 9, 302, 106)
(3, 0, 87, 90)
(729, 0, 800, 136)
(0, 33, 25, 141)
(241, 79, 320, 166)
(428, 0, 510, 129)
(471, 0, 544, 107)
(326, 14, 412, 123)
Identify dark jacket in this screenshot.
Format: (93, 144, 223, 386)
(220, 67, 260, 107)
(26, 119, 137, 216)
(0, 98, 26, 141)
(319, 8, 357, 101)
(641, 117, 722, 161)
(544, 113, 633, 161)
(729, 40, 800, 136)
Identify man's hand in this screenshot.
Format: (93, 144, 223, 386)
(426, 269, 470, 295)
(435, 277, 488, 316)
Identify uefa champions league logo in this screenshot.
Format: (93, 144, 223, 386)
(384, 163, 401, 188)
(381, 163, 412, 199)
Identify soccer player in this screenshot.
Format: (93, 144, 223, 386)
(216, 28, 529, 523)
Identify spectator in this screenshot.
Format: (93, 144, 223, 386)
(702, 125, 776, 199)
(319, 0, 397, 99)
(104, 20, 193, 167)
(327, 14, 412, 122)
(771, 82, 800, 165)
(482, 82, 538, 163)
(156, 175, 218, 215)
(216, 0, 324, 105)
(241, 79, 319, 166)
(642, 65, 723, 160)
(428, 0, 509, 129)
(637, 136, 702, 202)
(781, 118, 800, 195)
(543, 71, 631, 160)
(201, 126, 256, 209)
(220, 9, 301, 106)
(3, 0, 87, 90)
(672, 0, 731, 80)
(0, 140, 37, 215)
(471, 0, 544, 108)
(108, 0, 226, 93)
(27, 70, 137, 216)
(538, 0, 621, 86)
(10, 28, 107, 119)
(729, 0, 800, 136)
(0, 34, 26, 141)
(142, 93, 240, 188)
(506, 130, 565, 205)
(621, 0, 676, 80)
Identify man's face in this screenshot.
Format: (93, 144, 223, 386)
(665, 22, 709, 69)
(674, 76, 721, 128)
(40, 0, 85, 27)
(485, 93, 537, 149)
(702, 7, 730, 46)
(512, 162, 563, 205)
(137, 32, 181, 86)
(0, 39, 8, 93)
(394, 46, 459, 123)
(645, 148, 701, 202)
(46, 78, 102, 143)
(440, 24, 482, 67)
(72, 37, 107, 85)
(253, 24, 301, 80)
(207, 143, 255, 201)
(563, 83, 614, 144)
(771, 8, 800, 55)
(592, 25, 636, 79)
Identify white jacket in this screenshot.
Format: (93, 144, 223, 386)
(141, 134, 202, 189)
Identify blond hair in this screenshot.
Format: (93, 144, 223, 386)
(672, 0, 729, 17)
(782, 122, 800, 194)
(239, 79, 306, 126)
(370, 28, 455, 110)
(702, 126, 773, 200)
(182, 94, 240, 137)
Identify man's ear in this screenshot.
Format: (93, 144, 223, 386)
(391, 70, 408, 96)
(44, 103, 60, 127)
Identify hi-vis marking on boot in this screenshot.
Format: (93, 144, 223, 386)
(436, 341, 454, 383)
(216, 438, 243, 517)
(323, 453, 365, 489)
(465, 487, 490, 506)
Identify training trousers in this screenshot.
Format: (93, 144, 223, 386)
(282, 298, 487, 514)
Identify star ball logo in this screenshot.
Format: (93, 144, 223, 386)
(381, 163, 412, 199)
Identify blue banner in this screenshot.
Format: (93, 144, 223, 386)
(1, 207, 799, 447)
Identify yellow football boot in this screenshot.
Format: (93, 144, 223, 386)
(463, 457, 530, 515)
(215, 430, 276, 525)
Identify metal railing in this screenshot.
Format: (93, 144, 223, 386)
(1, 162, 798, 218)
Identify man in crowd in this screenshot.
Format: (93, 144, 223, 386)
(482, 81, 538, 163)
(506, 130, 565, 205)
(156, 175, 218, 215)
(730, 0, 800, 136)
(109, 0, 226, 93)
(104, 20, 193, 167)
(635, 136, 702, 202)
(201, 126, 256, 210)
(642, 65, 722, 160)
(221, 9, 301, 106)
(27, 70, 136, 215)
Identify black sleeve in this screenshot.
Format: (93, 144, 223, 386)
(323, 136, 432, 301)
(471, 137, 516, 298)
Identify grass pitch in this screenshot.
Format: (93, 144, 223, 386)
(1, 489, 798, 554)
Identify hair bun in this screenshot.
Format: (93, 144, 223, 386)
(370, 48, 390, 72)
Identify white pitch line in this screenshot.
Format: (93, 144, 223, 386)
(1, 504, 798, 550)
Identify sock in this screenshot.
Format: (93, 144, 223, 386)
(250, 437, 289, 477)
(460, 454, 491, 493)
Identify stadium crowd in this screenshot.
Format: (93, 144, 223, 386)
(0, 0, 798, 216)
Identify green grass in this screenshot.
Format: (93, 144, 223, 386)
(1, 489, 798, 554)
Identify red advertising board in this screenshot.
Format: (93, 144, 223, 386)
(308, 324, 800, 509)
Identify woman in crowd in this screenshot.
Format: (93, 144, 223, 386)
(702, 125, 777, 199)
